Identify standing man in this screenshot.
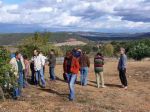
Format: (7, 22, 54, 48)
(63, 51, 72, 81)
(79, 51, 90, 86)
(118, 48, 128, 89)
(39, 51, 47, 76)
(10, 52, 25, 99)
(30, 54, 35, 84)
(33, 50, 46, 88)
(94, 53, 105, 88)
(48, 49, 56, 81)
(67, 50, 80, 101)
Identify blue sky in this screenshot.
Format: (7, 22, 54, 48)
(2, 0, 23, 4)
(0, 0, 150, 33)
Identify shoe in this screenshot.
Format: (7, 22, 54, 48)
(102, 85, 106, 88)
(69, 99, 74, 102)
(124, 86, 128, 90)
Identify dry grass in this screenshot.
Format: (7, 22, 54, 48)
(0, 61, 150, 112)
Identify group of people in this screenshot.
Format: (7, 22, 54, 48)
(10, 47, 128, 101)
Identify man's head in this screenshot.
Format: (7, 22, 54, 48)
(66, 51, 72, 58)
(120, 48, 125, 55)
(23, 55, 28, 60)
(50, 49, 55, 55)
(15, 52, 21, 60)
(82, 51, 86, 55)
(34, 49, 39, 56)
(97, 52, 102, 57)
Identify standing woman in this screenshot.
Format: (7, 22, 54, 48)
(23, 55, 30, 87)
(67, 50, 80, 101)
(94, 53, 105, 88)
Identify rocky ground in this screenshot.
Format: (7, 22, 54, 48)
(0, 61, 150, 112)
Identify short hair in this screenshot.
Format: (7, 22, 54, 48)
(51, 49, 55, 52)
(23, 55, 28, 59)
(51, 49, 55, 53)
(97, 52, 102, 56)
(15, 51, 20, 56)
(120, 47, 125, 52)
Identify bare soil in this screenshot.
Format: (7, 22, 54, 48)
(0, 61, 150, 112)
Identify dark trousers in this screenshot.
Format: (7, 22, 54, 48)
(31, 70, 35, 84)
(119, 68, 128, 86)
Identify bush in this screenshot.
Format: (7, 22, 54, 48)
(128, 41, 150, 60)
(0, 47, 17, 100)
(103, 44, 114, 57)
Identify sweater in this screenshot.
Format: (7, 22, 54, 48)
(94, 56, 104, 73)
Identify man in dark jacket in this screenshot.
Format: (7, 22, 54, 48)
(63, 51, 72, 81)
(48, 49, 56, 81)
(79, 51, 90, 86)
(118, 48, 128, 89)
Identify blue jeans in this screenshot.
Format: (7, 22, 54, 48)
(67, 74, 77, 100)
(49, 67, 56, 80)
(35, 68, 46, 87)
(13, 72, 23, 98)
(80, 67, 88, 86)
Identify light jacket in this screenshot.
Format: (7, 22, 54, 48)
(32, 55, 45, 71)
(10, 57, 25, 77)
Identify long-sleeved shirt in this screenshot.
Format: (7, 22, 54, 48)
(32, 55, 45, 71)
(118, 54, 127, 70)
(48, 54, 56, 67)
(79, 54, 90, 68)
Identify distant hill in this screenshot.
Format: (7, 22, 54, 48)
(76, 32, 150, 41)
(0, 32, 150, 45)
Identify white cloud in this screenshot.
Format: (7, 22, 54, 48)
(0, 0, 149, 32)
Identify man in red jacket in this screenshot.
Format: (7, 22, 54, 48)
(67, 50, 80, 101)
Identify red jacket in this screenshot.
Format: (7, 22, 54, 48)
(70, 57, 80, 74)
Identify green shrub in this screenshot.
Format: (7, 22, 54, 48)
(128, 41, 150, 60)
(0, 48, 17, 99)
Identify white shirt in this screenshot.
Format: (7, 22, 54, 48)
(33, 55, 45, 71)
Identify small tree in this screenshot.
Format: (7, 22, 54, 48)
(103, 44, 114, 57)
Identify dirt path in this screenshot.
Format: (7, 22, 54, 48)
(0, 61, 150, 112)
